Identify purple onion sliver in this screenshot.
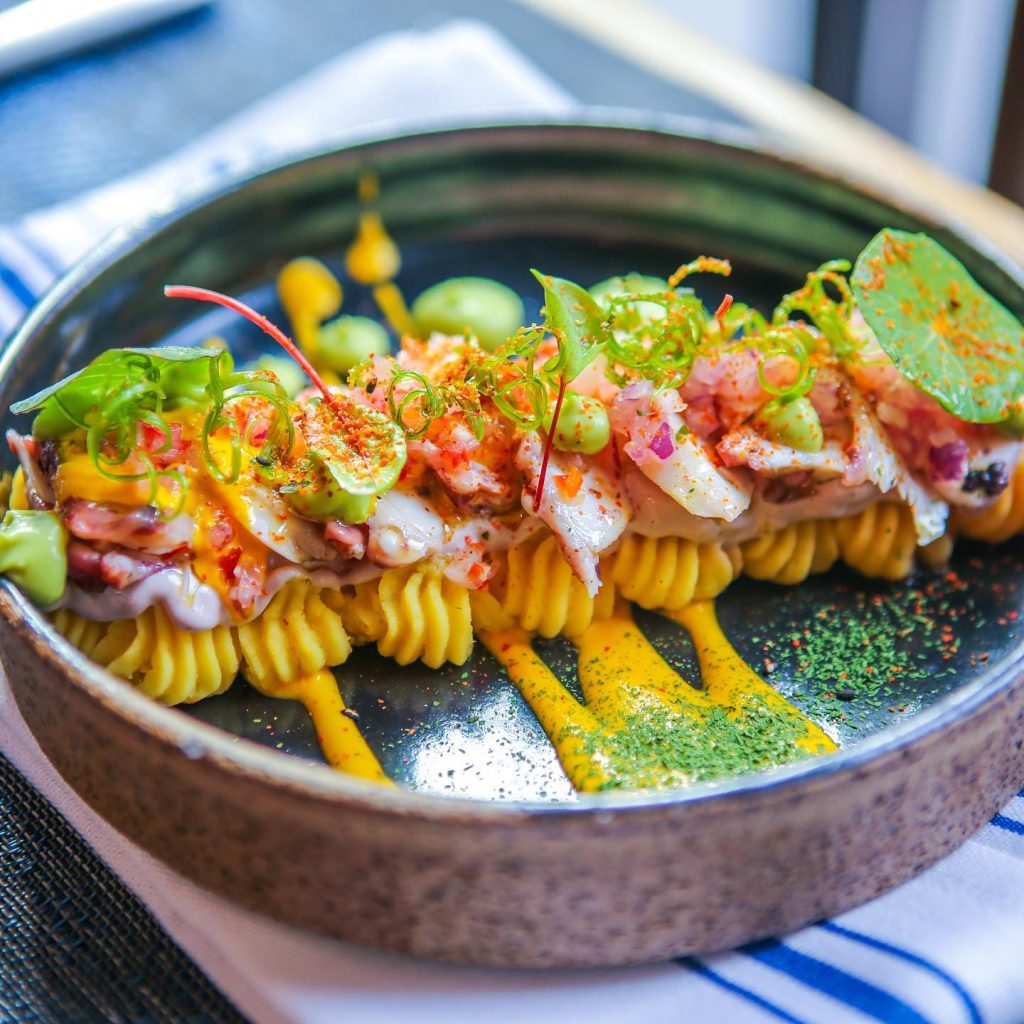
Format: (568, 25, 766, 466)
(649, 421, 675, 460)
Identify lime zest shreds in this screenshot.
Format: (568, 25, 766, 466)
(603, 288, 707, 390)
(773, 259, 860, 359)
(851, 230, 1024, 423)
(755, 324, 819, 402)
(386, 368, 484, 440)
(667, 256, 732, 288)
(200, 354, 294, 484)
(11, 346, 237, 520)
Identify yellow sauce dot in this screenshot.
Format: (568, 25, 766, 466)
(277, 257, 343, 361)
(345, 212, 400, 286)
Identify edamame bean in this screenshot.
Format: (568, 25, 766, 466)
(252, 355, 307, 398)
(755, 396, 824, 453)
(590, 274, 671, 322)
(545, 390, 611, 455)
(317, 316, 391, 375)
(0, 510, 67, 606)
(412, 277, 524, 352)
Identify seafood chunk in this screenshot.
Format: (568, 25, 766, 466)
(611, 382, 751, 522)
(517, 435, 630, 595)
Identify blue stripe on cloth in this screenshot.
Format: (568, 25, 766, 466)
(0, 262, 36, 309)
(992, 813, 1024, 836)
(679, 958, 809, 1024)
(820, 922, 981, 1024)
(744, 939, 931, 1023)
(10, 227, 64, 275)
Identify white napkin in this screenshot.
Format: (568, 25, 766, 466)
(2, 19, 1024, 1024)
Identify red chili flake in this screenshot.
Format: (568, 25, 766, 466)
(217, 547, 242, 579)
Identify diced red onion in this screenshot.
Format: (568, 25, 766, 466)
(619, 380, 652, 402)
(649, 421, 675, 460)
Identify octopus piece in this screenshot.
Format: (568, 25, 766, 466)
(717, 426, 847, 478)
(517, 434, 630, 596)
(365, 490, 444, 568)
(63, 499, 193, 555)
(610, 382, 751, 522)
(6, 430, 54, 510)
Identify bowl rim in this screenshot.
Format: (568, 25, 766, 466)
(4, 111, 1023, 820)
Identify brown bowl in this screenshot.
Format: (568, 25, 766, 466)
(2, 118, 1024, 967)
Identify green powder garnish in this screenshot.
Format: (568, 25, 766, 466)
(562, 693, 818, 792)
(761, 570, 982, 729)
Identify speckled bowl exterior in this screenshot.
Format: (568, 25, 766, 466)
(2, 120, 1024, 967)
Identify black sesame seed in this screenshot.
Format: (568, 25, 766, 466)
(835, 688, 857, 702)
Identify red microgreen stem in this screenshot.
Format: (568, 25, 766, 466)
(714, 293, 734, 328)
(163, 285, 342, 411)
(533, 375, 567, 513)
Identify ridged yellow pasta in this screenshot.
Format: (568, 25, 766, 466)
(342, 562, 473, 668)
(488, 534, 615, 638)
(607, 535, 741, 612)
(742, 520, 840, 584)
(952, 463, 1024, 544)
(52, 606, 239, 704)
(918, 530, 955, 569)
(236, 579, 350, 689)
(835, 503, 918, 581)
(50, 607, 106, 658)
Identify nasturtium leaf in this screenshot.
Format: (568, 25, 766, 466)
(531, 269, 607, 383)
(851, 230, 1024, 423)
(11, 346, 228, 437)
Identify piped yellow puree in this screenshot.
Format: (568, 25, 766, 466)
(669, 601, 836, 756)
(251, 668, 390, 784)
(481, 598, 835, 792)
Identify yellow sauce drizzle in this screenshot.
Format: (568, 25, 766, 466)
(344, 172, 416, 337)
(371, 281, 416, 338)
(483, 597, 836, 793)
(477, 627, 613, 790)
(252, 668, 391, 784)
(277, 258, 343, 363)
(573, 598, 711, 729)
(668, 601, 837, 755)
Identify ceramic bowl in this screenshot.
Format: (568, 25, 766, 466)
(2, 119, 1024, 967)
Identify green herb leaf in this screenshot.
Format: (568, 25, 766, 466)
(851, 230, 1024, 423)
(12, 346, 228, 437)
(531, 270, 607, 382)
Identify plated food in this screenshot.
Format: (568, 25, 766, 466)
(4, 183, 1022, 796)
(4, 124, 1024, 966)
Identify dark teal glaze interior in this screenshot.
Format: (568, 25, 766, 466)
(4, 120, 1024, 803)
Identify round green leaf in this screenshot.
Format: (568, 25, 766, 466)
(851, 229, 1024, 423)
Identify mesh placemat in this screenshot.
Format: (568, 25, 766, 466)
(0, 752, 246, 1024)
